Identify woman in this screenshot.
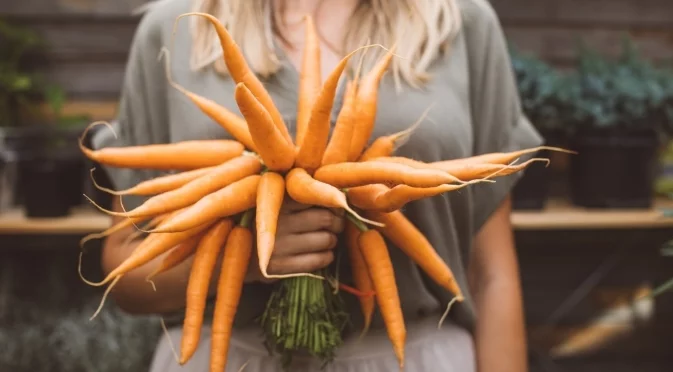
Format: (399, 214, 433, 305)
(93, 0, 542, 370)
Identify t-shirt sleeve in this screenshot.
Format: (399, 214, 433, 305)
(463, 0, 544, 232)
(90, 6, 171, 210)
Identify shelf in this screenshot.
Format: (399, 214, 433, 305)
(0, 206, 111, 235)
(512, 198, 673, 231)
(1, 198, 673, 236)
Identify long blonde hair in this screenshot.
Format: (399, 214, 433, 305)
(189, 0, 462, 89)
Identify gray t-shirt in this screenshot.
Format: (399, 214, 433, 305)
(92, 0, 542, 336)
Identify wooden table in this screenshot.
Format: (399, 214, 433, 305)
(1, 198, 673, 235)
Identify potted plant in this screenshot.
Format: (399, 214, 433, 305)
(0, 19, 90, 217)
(565, 38, 673, 209)
(509, 47, 567, 210)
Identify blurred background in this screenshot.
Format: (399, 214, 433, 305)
(0, 0, 672, 371)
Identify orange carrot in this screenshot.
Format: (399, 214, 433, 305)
(296, 45, 380, 174)
(255, 172, 285, 277)
(436, 146, 575, 166)
(177, 12, 293, 146)
(345, 220, 375, 333)
(209, 215, 254, 372)
(348, 46, 397, 161)
(90, 166, 217, 196)
(91, 221, 216, 286)
(147, 174, 260, 233)
(359, 104, 431, 161)
(321, 80, 357, 166)
(313, 161, 463, 188)
(431, 157, 551, 180)
(234, 83, 295, 172)
(321, 49, 368, 166)
(348, 182, 473, 213)
(159, 47, 257, 152)
(365, 156, 430, 169)
(366, 210, 463, 299)
(180, 219, 234, 365)
(79, 122, 244, 170)
(146, 232, 204, 280)
(85, 155, 262, 219)
(357, 228, 406, 367)
(285, 168, 382, 227)
(295, 14, 321, 149)
(371, 156, 550, 182)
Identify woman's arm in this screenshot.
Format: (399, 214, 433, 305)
(468, 195, 528, 372)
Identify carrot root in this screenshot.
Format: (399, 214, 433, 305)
(89, 275, 121, 321)
(437, 295, 462, 330)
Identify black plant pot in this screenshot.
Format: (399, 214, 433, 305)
(20, 155, 82, 218)
(5, 125, 87, 217)
(569, 128, 658, 209)
(511, 129, 566, 211)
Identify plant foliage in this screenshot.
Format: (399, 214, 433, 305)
(509, 37, 673, 136)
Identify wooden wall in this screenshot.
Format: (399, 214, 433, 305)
(492, 0, 673, 67)
(3, 0, 673, 100)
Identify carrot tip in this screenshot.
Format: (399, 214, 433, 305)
(160, 317, 181, 365)
(89, 276, 121, 321)
(437, 296, 460, 330)
(78, 251, 109, 287)
(262, 272, 325, 280)
(78, 120, 117, 156)
(344, 205, 385, 228)
(89, 167, 126, 196)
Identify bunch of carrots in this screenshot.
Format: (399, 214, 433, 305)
(77, 11, 572, 372)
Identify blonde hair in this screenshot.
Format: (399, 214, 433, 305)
(189, 0, 462, 90)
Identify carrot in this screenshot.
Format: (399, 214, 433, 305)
(255, 172, 285, 277)
(85, 155, 262, 219)
(436, 146, 576, 166)
(158, 47, 257, 152)
(78, 122, 244, 170)
(357, 228, 406, 368)
(320, 80, 357, 166)
(209, 213, 254, 372)
(89, 166, 217, 196)
(180, 219, 234, 365)
(285, 168, 383, 227)
(371, 156, 550, 181)
(176, 12, 293, 146)
(313, 161, 463, 188)
(146, 174, 260, 233)
(296, 45, 381, 174)
(348, 45, 397, 161)
(89, 221, 216, 287)
(345, 220, 375, 334)
(146, 232, 203, 281)
(365, 156, 431, 169)
(431, 157, 551, 180)
(295, 14, 321, 149)
(366, 210, 463, 300)
(347, 182, 475, 213)
(234, 83, 295, 172)
(359, 104, 432, 161)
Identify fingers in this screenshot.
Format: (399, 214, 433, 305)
(275, 231, 337, 256)
(267, 251, 335, 276)
(281, 198, 312, 214)
(277, 208, 344, 235)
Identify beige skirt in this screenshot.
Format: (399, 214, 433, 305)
(148, 316, 476, 372)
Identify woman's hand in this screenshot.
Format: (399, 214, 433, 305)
(246, 199, 345, 283)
